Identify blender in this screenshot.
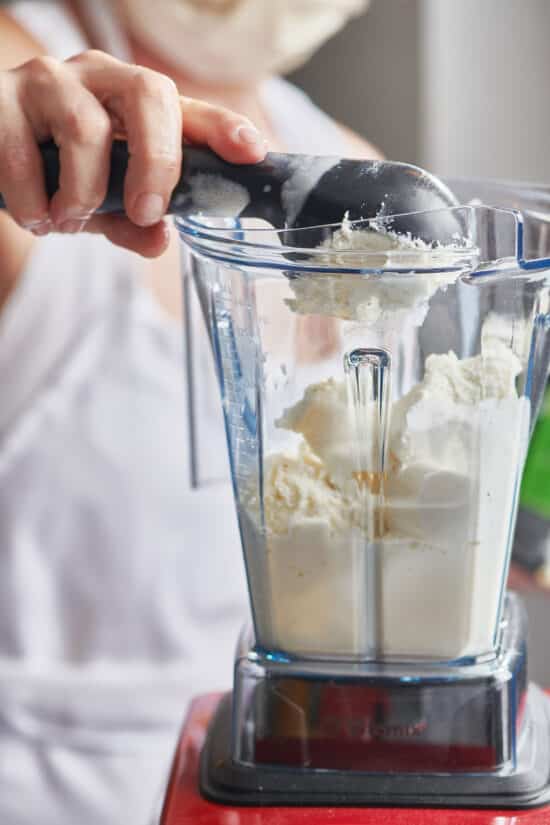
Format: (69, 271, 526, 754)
(159, 179, 550, 820)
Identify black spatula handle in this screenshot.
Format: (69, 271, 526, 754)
(0, 139, 129, 213)
(0, 139, 294, 222)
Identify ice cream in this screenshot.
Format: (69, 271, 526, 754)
(242, 336, 529, 660)
(285, 216, 469, 325)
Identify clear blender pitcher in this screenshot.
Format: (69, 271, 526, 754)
(178, 201, 549, 666)
(176, 188, 550, 805)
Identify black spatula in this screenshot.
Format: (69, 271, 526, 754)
(0, 139, 461, 245)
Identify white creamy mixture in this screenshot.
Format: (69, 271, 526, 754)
(286, 216, 467, 325)
(242, 222, 528, 661)
(244, 340, 528, 659)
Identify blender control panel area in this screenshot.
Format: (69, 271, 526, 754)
(159, 694, 550, 824)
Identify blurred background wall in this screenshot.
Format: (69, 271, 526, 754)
(291, 0, 421, 166)
(293, 0, 550, 682)
(291, 0, 550, 183)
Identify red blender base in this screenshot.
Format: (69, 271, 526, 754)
(158, 694, 550, 825)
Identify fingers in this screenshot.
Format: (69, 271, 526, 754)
(76, 55, 183, 227)
(6, 57, 111, 231)
(83, 214, 171, 258)
(180, 96, 268, 164)
(121, 71, 182, 227)
(18, 56, 113, 231)
(77, 54, 267, 223)
(0, 49, 268, 256)
(0, 70, 50, 231)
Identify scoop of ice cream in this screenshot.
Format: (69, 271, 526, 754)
(413, 340, 520, 404)
(273, 335, 522, 536)
(389, 339, 522, 470)
(258, 442, 359, 534)
(276, 378, 355, 487)
(285, 217, 466, 324)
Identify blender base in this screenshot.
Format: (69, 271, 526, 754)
(200, 686, 550, 809)
(200, 595, 550, 809)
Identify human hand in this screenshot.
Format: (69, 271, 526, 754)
(0, 50, 267, 256)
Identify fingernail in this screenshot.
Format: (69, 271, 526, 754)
(31, 224, 51, 236)
(133, 193, 164, 226)
(58, 218, 88, 234)
(24, 219, 52, 236)
(235, 124, 262, 145)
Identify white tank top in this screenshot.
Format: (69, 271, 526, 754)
(0, 3, 353, 823)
